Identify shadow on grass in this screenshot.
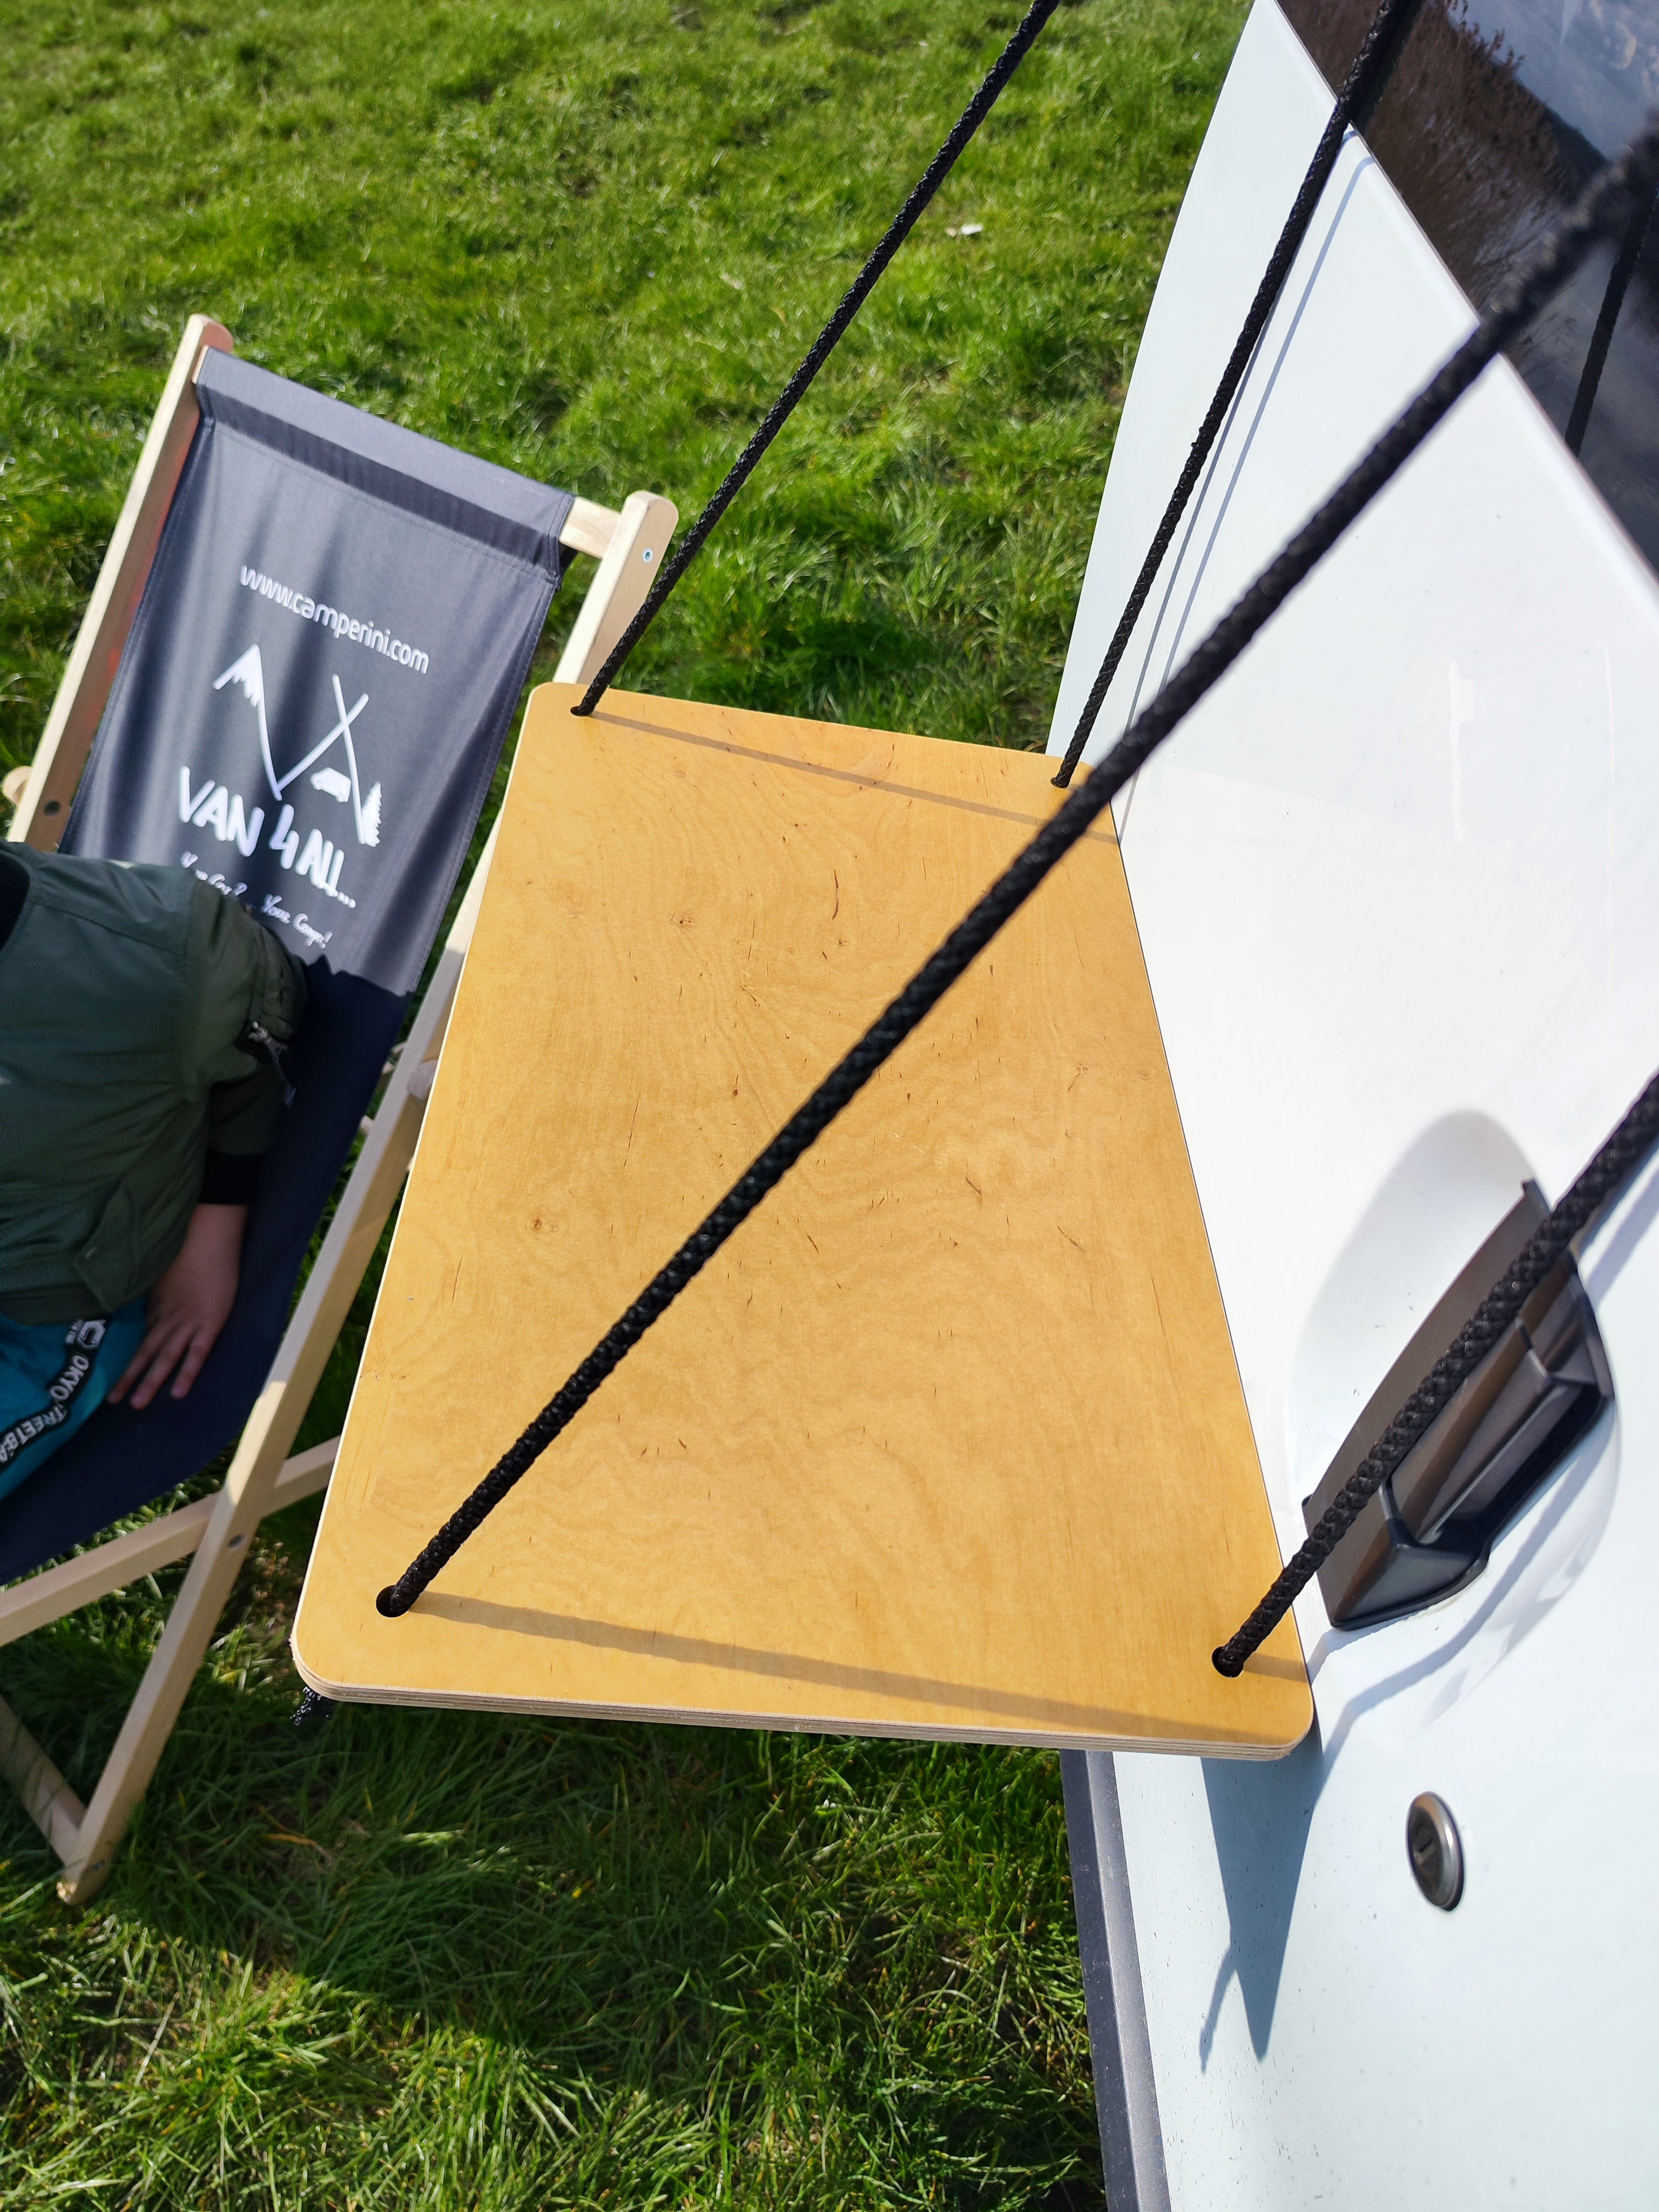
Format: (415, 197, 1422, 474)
(0, 1494, 1102, 2206)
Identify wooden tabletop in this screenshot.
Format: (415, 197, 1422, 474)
(293, 685, 1310, 1753)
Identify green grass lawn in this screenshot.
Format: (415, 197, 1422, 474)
(0, 0, 1243, 2202)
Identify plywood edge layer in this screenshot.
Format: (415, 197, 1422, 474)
(291, 1641, 1312, 1758)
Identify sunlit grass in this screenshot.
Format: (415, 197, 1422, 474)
(0, 0, 1243, 2201)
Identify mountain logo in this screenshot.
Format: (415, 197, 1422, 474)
(213, 646, 382, 847)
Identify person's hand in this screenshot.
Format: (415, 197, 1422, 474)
(109, 1203, 248, 1411)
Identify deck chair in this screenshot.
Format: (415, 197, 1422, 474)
(0, 314, 677, 1903)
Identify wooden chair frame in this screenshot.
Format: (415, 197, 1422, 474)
(0, 315, 677, 1903)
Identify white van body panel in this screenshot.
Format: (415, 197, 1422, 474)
(1049, 4, 1659, 2203)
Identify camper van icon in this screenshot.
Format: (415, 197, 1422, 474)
(213, 645, 382, 848)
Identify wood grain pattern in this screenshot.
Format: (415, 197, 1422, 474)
(294, 686, 1310, 1754)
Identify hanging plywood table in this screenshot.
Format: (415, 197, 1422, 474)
(293, 684, 1309, 1754)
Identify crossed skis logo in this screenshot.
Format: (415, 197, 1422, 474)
(179, 644, 382, 907)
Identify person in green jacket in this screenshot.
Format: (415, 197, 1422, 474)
(0, 842, 306, 1495)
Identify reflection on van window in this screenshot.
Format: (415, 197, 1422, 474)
(1278, 0, 1659, 576)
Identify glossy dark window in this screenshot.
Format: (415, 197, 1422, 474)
(1279, 0, 1659, 574)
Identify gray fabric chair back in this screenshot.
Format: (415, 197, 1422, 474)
(64, 349, 574, 995)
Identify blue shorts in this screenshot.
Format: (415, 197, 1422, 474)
(0, 1302, 147, 1501)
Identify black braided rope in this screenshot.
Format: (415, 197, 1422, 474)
(293, 1688, 336, 1730)
(570, 0, 1063, 718)
(1050, 0, 1427, 788)
(1566, 170, 1658, 454)
(376, 117, 1659, 1625)
(1213, 1064, 1659, 1676)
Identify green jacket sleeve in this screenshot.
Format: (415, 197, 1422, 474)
(206, 1067, 287, 1160)
(184, 886, 308, 1160)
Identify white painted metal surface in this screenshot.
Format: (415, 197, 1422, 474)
(1050, 4, 1659, 2203)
